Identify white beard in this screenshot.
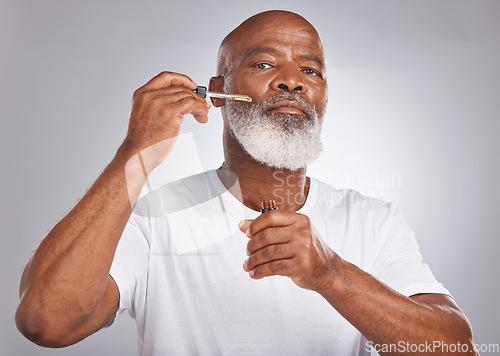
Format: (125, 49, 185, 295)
(225, 92, 324, 171)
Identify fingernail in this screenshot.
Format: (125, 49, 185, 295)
(249, 270, 255, 277)
(246, 228, 251, 238)
(242, 260, 248, 271)
(238, 220, 245, 229)
(246, 247, 250, 256)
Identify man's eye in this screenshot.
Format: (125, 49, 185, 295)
(255, 63, 272, 69)
(303, 68, 319, 76)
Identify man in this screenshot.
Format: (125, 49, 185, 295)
(16, 10, 476, 355)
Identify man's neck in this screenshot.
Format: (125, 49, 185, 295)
(218, 132, 310, 212)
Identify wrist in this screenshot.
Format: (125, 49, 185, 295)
(116, 137, 177, 175)
(114, 142, 157, 177)
(316, 252, 347, 297)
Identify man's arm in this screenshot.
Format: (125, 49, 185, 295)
(15, 71, 210, 347)
(319, 260, 475, 356)
(239, 211, 477, 356)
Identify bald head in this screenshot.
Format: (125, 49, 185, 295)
(216, 10, 324, 76)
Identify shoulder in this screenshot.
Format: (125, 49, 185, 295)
(308, 176, 396, 219)
(305, 177, 405, 269)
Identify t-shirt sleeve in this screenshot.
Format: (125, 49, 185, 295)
(109, 213, 149, 318)
(371, 205, 450, 297)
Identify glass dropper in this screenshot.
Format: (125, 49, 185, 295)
(195, 86, 252, 102)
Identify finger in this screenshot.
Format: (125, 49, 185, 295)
(246, 225, 293, 256)
(172, 95, 210, 120)
(140, 89, 210, 125)
(138, 71, 198, 92)
(143, 86, 211, 110)
(166, 90, 210, 110)
(246, 210, 297, 237)
(158, 86, 212, 110)
(248, 259, 294, 279)
(142, 88, 208, 116)
(244, 242, 293, 271)
(192, 114, 209, 124)
(174, 88, 211, 111)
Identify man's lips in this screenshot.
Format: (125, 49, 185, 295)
(265, 100, 308, 117)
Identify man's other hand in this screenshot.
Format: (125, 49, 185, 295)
(239, 211, 337, 292)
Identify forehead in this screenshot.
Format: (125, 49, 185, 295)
(220, 19, 325, 72)
(236, 23, 323, 57)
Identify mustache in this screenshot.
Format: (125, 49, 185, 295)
(258, 92, 318, 120)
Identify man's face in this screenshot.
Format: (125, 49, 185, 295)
(221, 16, 328, 121)
(219, 15, 328, 170)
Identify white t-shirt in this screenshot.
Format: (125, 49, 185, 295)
(109, 170, 449, 356)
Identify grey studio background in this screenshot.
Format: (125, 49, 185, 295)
(1, 0, 499, 355)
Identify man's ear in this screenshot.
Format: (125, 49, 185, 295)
(209, 76, 225, 107)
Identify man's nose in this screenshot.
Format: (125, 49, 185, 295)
(278, 83, 302, 90)
(271, 66, 306, 93)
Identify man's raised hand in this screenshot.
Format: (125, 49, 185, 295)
(119, 71, 211, 171)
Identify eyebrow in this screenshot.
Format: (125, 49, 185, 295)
(246, 47, 277, 57)
(299, 53, 325, 69)
(245, 47, 325, 69)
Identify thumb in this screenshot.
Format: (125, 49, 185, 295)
(238, 219, 253, 236)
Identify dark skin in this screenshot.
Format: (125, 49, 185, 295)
(16, 9, 476, 355)
(211, 11, 327, 212)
